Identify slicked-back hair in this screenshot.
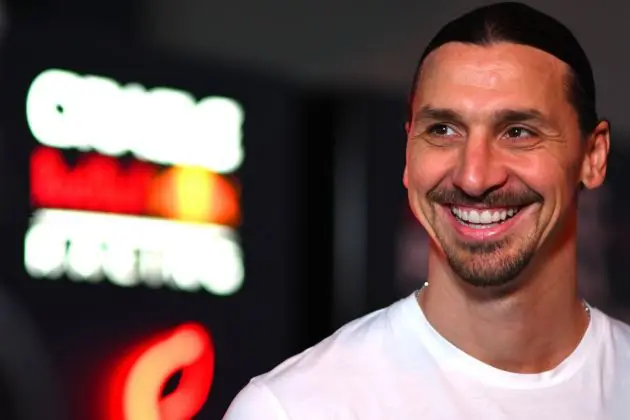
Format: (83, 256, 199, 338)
(407, 2, 599, 136)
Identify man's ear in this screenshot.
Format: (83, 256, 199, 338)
(403, 122, 411, 188)
(580, 120, 610, 190)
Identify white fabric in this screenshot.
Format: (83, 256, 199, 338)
(224, 293, 630, 419)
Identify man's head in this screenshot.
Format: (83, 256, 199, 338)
(403, 2, 610, 288)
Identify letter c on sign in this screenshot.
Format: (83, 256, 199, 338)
(107, 323, 215, 420)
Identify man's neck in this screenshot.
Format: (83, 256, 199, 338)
(420, 245, 590, 373)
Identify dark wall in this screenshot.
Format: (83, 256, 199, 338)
(5, 0, 139, 37)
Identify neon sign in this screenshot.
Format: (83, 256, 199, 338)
(107, 323, 215, 420)
(24, 69, 246, 295)
(30, 147, 240, 225)
(26, 69, 245, 173)
(25, 209, 244, 295)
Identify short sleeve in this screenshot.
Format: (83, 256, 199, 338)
(222, 380, 290, 420)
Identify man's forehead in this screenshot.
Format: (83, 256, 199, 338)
(414, 42, 571, 115)
(418, 42, 569, 89)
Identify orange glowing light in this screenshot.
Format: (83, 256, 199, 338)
(107, 323, 215, 420)
(147, 165, 241, 225)
(30, 146, 241, 226)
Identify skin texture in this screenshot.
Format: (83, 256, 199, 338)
(404, 42, 610, 373)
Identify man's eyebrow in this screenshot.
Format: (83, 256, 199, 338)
(413, 106, 553, 128)
(491, 108, 552, 127)
(413, 106, 465, 125)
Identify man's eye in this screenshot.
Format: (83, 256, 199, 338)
(505, 126, 534, 139)
(428, 124, 456, 136)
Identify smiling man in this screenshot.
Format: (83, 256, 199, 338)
(223, 3, 630, 419)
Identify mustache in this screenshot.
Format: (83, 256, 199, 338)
(427, 187, 543, 207)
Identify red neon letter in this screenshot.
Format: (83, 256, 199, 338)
(30, 146, 156, 215)
(107, 323, 215, 420)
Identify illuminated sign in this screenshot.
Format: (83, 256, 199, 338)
(107, 323, 215, 420)
(24, 69, 246, 295)
(26, 68, 245, 173)
(25, 209, 243, 295)
(30, 147, 240, 225)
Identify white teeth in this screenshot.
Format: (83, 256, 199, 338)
(451, 207, 520, 225)
(479, 210, 492, 224)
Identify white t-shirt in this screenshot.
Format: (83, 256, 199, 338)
(223, 293, 630, 419)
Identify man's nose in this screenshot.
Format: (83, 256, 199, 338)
(452, 133, 508, 197)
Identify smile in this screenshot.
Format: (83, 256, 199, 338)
(444, 204, 531, 240)
(451, 207, 521, 228)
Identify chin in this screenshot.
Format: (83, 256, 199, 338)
(444, 243, 537, 289)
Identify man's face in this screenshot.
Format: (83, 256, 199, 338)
(404, 42, 609, 288)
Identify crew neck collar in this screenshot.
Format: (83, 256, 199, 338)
(401, 292, 602, 389)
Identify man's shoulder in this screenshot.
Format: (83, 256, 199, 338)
(601, 308, 630, 345)
(257, 296, 413, 392)
(264, 303, 397, 382)
(592, 306, 630, 362)
(223, 298, 414, 419)
(223, 299, 410, 418)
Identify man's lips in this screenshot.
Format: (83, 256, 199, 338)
(441, 204, 533, 241)
(450, 206, 522, 224)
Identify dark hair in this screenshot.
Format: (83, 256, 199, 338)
(407, 2, 599, 136)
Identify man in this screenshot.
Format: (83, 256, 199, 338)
(224, 2, 630, 418)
